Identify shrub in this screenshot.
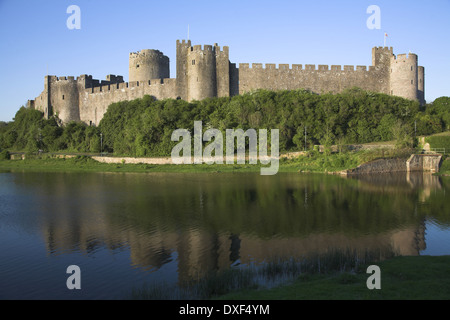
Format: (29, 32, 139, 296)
(0, 149, 10, 160)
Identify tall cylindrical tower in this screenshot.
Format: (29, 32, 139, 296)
(49, 76, 80, 123)
(176, 39, 192, 100)
(129, 49, 170, 82)
(390, 53, 419, 101)
(187, 45, 217, 101)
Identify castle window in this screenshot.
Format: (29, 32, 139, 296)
(192, 60, 196, 65)
(136, 64, 140, 68)
(411, 80, 414, 85)
(411, 66, 413, 71)
(62, 95, 65, 100)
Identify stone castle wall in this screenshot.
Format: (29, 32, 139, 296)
(236, 63, 387, 95)
(27, 40, 425, 126)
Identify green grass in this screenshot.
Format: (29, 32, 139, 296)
(438, 157, 450, 175)
(217, 255, 450, 300)
(0, 156, 271, 174)
(126, 248, 395, 300)
(426, 134, 450, 151)
(0, 148, 416, 175)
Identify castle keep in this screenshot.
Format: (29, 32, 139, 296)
(28, 40, 425, 125)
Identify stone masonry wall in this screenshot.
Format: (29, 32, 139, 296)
(237, 64, 388, 95)
(27, 42, 425, 126)
(344, 158, 408, 175)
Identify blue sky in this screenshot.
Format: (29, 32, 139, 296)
(0, 0, 449, 121)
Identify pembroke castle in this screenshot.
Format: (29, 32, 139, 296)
(27, 40, 425, 126)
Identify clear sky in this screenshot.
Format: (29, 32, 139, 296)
(0, 0, 449, 121)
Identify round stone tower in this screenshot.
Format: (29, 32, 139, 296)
(187, 45, 217, 101)
(129, 49, 170, 82)
(390, 53, 419, 101)
(49, 76, 80, 123)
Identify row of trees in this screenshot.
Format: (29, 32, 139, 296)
(1, 88, 449, 156)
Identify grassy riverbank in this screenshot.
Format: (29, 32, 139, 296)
(0, 148, 413, 174)
(437, 157, 450, 175)
(216, 255, 450, 300)
(126, 252, 450, 300)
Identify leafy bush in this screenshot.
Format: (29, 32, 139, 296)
(0, 149, 10, 160)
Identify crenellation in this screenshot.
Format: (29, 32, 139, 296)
(151, 79, 163, 85)
(29, 39, 426, 126)
(128, 81, 139, 88)
(162, 78, 176, 85)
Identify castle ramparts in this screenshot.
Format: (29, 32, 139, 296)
(27, 41, 425, 126)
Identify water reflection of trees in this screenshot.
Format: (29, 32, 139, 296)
(9, 172, 450, 282)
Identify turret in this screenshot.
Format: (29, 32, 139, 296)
(47, 76, 80, 123)
(390, 53, 419, 102)
(187, 45, 217, 101)
(129, 49, 169, 83)
(176, 39, 192, 99)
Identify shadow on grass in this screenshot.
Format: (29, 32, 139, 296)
(126, 247, 395, 300)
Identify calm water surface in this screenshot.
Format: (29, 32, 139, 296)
(0, 171, 449, 299)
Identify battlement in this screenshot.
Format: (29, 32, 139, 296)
(214, 44, 229, 55)
(177, 39, 192, 46)
(46, 75, 78, 82)
(129, 49, 166, 58)
(191, 44, 215, 52)
(237, 63, 374, 72)
(189, 43, 229, 54)
(393, 53, 418, 62)
(84, 78, 177, 94)
(373, 46, 394, 54)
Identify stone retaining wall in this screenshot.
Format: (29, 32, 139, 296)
(341, 158, 408, 176)
(91, 156, 172, 165)
(406, 154, 442, 173)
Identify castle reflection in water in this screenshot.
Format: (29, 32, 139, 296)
(19, 171, 444, 283)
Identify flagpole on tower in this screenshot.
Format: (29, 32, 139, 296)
(384, 33, 388, 47)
